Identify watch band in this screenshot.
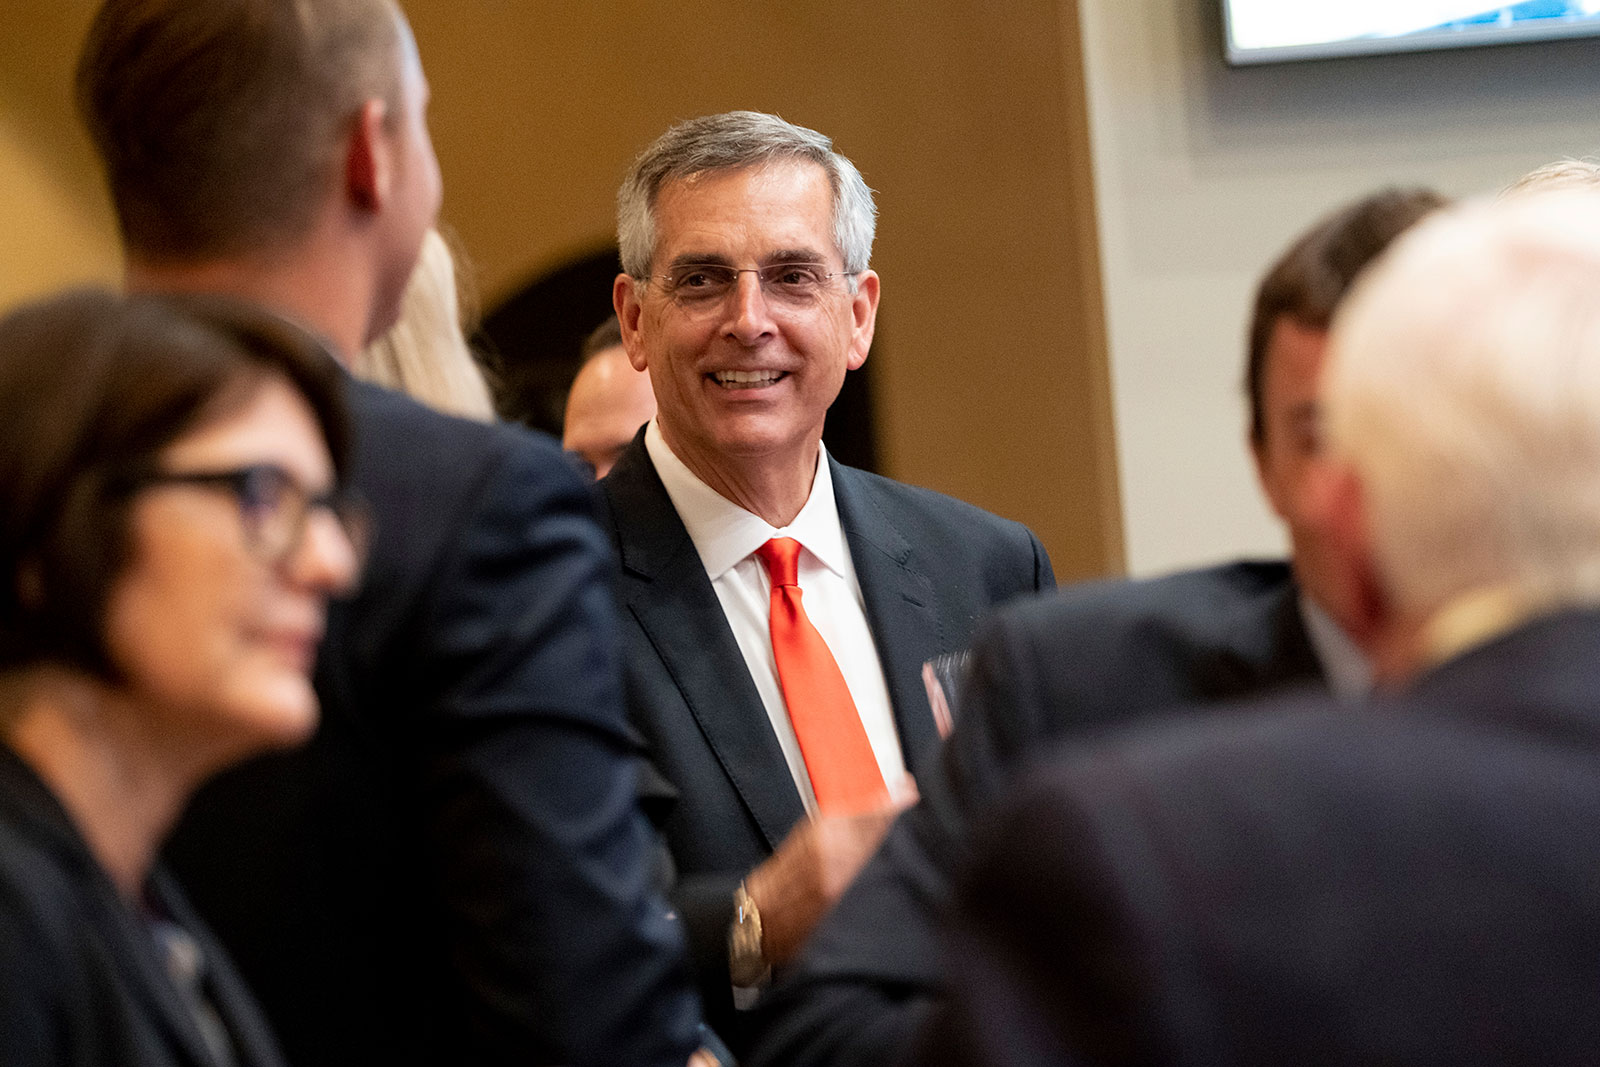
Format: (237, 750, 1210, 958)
(728, 880, 771, 988)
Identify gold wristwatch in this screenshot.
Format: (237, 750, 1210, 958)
(728, 881, 771, 987)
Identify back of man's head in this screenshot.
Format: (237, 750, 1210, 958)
(1246, 188, 1450, 444)
(1327, 191, 1600, 620)
(77, 0, 403, 261)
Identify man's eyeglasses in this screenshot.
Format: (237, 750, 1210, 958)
(645, 262, 858, 315)
(129, 464, 371, 573)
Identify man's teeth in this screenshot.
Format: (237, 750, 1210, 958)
(713, 370, 783, 386)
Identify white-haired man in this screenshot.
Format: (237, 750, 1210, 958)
(602, 111, 1055, 1048)
(912, 190, 1600, 1066)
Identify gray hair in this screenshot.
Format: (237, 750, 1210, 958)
(616, 111, 877, 279)
(1325, 190, 1600, 618)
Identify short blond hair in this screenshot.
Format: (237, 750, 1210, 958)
(358, 230, 495, 421)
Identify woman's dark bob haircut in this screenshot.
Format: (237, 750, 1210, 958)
(0, 288, 350, 681)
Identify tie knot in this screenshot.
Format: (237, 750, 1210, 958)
(756, 537, 802, 588)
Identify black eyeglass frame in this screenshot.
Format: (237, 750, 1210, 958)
(124, 463, 370, 572)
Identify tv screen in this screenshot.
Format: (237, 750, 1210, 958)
(1223, 1, 1600, 65)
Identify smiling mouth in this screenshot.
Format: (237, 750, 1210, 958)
(710, 370, 786, 389)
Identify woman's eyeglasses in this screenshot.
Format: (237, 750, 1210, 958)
(129, 464, 370, 573)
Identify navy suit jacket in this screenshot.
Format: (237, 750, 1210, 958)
(752, 561, 1325, 1067)
(598, 433, 1054, 1042)
(0, 745, 286, 1067)
(915, 607, 1600, 1067)
(167, 380, 699, 1067)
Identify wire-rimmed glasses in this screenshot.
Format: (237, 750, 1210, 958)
(645, 261, 858, 316)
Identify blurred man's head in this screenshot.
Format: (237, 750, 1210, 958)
(1246, 188, 1448, 629)
(1320, 191, 1600, 679)
(76, 0, 441, 349)
(564, 317, 657, 479)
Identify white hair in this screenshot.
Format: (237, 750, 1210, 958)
(616, 111, 876, 281)
(1325, 190, 1600, 618)
(1501, 157, 1600, 198)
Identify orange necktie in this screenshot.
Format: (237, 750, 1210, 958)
(755, 537, 889, 815)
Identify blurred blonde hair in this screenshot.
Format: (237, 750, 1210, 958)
(359, 229, 496, 421)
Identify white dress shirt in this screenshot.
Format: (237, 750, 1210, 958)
(645, 420, 911, 815)
(1299, 595, 1371, 700)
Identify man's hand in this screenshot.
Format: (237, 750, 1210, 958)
(743, 790, 917, 966)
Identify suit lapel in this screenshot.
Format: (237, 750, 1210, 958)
(604, 440, 805, 848)
(831, 461, 944, 780)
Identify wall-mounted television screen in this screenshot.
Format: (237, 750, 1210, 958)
(1224, 1, 1600, 65)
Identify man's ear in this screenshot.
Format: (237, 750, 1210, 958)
(345, 99, 391, 212)
(614, 273, 649, 372)
(846, 270, 880, 371)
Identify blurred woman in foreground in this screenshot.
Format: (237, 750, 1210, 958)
(0, 290, 364, 1066)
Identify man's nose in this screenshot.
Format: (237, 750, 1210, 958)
(725, 271, 776, 343)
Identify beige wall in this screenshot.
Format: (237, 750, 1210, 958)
(1080, 0, 1600, 575)
(1, 1, 1122, 580)
(0, 3, 120, 309)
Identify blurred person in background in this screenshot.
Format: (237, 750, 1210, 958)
(914, 189, 1600, 1067)
(564, 315, 657, 478)
(359, 228, 496, 421)
(0, 290, 360, 1067)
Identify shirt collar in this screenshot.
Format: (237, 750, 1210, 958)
(645, 419, 849, 581)
(1418, 582, 1544, 672)
(1298, 594, 1371, 700)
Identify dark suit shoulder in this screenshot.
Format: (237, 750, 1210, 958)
(830, 462, 1054, 597)
(936, 683, 1600, 1066)
(832, 463, 1042, 551)
(978, 560, 1304, 712)
(347, 379, 584, 521)
(340, 382, 600, 676)
(997, 559, 1293, 641)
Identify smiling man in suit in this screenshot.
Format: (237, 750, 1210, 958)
(749, 186, 1449, 1067)
(602, 111, 1054, 1048)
